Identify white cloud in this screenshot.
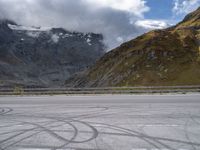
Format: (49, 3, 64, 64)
(85, 0, 150, 17)
(116, 37, 124, 43)
(0, 0, 152, 50)
(135, 19, 169, 29)
(173, 0, 200, 15)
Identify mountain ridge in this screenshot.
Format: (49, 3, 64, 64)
(66, 7, 200, 87)
(0, 19, 105, 87)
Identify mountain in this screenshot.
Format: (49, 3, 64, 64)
(66, 7, 200, 87)
(0, 20, 105, 87)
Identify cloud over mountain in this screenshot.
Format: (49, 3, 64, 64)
(173, 0, 200, 15)
(0, 0, 153, 49)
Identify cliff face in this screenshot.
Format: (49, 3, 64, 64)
(67, 7, 200, 87)
(0, 20, 105, 87)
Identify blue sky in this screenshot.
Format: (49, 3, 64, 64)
(135, 0, 200, 30)
(145, 0, 200, 24)
(145, 0, 174, 20)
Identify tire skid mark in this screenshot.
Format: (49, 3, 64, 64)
(137, 123, 178, 150)
(2, 104, 200, 150)
(20, 115, 98, 144)
(1, 121, 69, 150)
(2, 115, 98, 149)
(50, 108, 175, 150)
(0, 123, 23, 129)
(15, 144, 104, 150)
(41, 118, 79, 149)
(190, 114, 200, 126)
(137, 124, 162, 149)
(17, 119, 98, 149)
(39, 117, 99, 149)
(41, 106, 109, 122)
(94, 123, 171, 149)
(2, 108, 100, 145)
(2, 131, 43, 150)
(88, 121, 200, 148)
(65, 108, 169, 149)
(1, 113, 98, 144)
(0, 121, 54, 145)
(184, 113, 197, 150)
(0, 130, 22, 136)
(0, 108, 13, 115)
(69, 119, 98, 143)
(4, 106, 108, 121)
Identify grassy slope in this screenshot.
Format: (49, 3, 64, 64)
(69, 7, 200, 87)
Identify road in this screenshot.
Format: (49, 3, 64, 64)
(0, 94, 200, 150)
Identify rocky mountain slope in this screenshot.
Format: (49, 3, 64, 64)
(67, 7, 200, 87)
(0, 20, 105, 87)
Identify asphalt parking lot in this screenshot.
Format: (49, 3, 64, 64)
(0, 94, 200, 150)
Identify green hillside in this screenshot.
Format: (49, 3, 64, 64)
(67, 7, 200, 87)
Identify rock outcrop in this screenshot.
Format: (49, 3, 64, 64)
(0, 20, 105, 87)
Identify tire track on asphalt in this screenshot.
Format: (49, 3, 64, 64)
(60, 106, 164, 149)
(2, 114, 98, 149)
(0, 121, 55, 147)
(50, 118, 99, 149)
(53, 106, 109, 121)
(1, 121, 69, 150)
(0, 110, 185, 150)
(137, 122, 180, 150)
(184, 113, 197, 150)
(0, 123, 23, 129)
(0, 108, 13, 115)
(137, 124, 164, 149)
(3, 104, 199, 150)
(68, 107, 169, 149)
(15, 144, 103, 150)
(96, 123, 171, 149)
(87, 121, 200, 149)
(190, 114, 200, 126)
(24, 115, 98, 144)
(61, 111, 161, 149)
(80, 106, 170, 149)
(3, 106, 100, 144)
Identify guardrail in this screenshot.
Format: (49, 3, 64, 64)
(0, 86, 200, 95)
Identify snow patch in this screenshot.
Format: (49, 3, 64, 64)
(8, 24, 51, 31)
(51, 34, 59, 43)
(87, 38, 91, 43)
(26, 31, 40, 38)
(63, 33, 73, 38)
(59, 33, 63, 36)
(87, 34, 92, 38)
(86, 38, 92, 46)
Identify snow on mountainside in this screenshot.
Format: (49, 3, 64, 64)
(8, 23, 96, 45)
(8, 24, 51, 31)
(0, 20, 105, 87)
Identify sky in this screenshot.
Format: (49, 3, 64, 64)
(0, 0, 200, 50)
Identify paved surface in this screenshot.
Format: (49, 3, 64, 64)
(0, 94, 200, 150)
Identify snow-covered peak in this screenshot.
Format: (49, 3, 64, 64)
(8, 24, 51, 31)
(6, 23, 100, 46)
